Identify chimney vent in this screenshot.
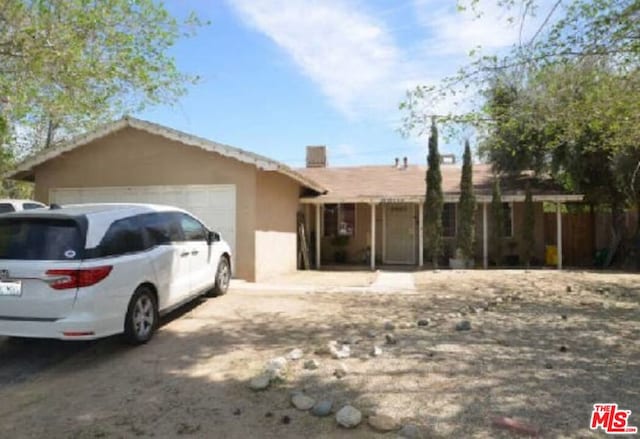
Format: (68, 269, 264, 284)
(306, 146, 327, 168)
(394, 157, 399, 168)
(403, 157, 408, 168)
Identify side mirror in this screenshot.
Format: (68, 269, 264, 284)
(207, 230, 220, 244)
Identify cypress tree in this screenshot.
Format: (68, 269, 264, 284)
(425, 118, 443, 266)
(490, 178, 504, 266)
(457, 140, 475, 262)
(522, 180, 535, 267)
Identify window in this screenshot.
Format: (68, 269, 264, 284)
(138, 212, 182, 246)
(502, 203, 513, 237)
(179, 214, 207, 241)
(0, 218, 83, 260)
(323, 204, 355, 237)
(99, 218, 145, 256)
(23, 203, 44, 210)
(0, 203, 15, 214)
(442, 203, 457, 237)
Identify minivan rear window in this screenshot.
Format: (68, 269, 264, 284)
(0, 218, 83, 260)
(0, 203, 15, 214)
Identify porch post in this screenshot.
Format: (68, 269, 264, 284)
(382, 204, 386, 262)
(482, 202, 488, 269)
(556, 201, 563, 269)
(370, 203, 376, 270)
(418, 202, 424, 266)
(315, 204, 321, 269)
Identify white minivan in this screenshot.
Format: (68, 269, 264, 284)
(0, 204, 232, 344)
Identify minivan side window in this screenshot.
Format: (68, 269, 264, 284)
(179, 214, 207, 241)
(99, 217, 145, 256)
(23, 203, 44, 210)
(138, 212, 183, 247)
(0, 203, 15, 214)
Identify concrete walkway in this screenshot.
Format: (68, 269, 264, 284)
(230, 270, 416, 294)
(370, 270, 416, 292)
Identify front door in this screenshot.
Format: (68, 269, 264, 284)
(384, 204, 416, 264)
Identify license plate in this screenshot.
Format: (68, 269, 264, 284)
(0, 280, 22, 296)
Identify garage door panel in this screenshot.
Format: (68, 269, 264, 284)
(50, 185, 237, 268)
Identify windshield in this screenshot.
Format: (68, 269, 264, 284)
(0, 218, 83, 260)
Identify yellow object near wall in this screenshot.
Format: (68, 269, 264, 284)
(545, 245, 558, 266)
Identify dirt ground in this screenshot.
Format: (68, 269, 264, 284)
(0, 270, 638, 438)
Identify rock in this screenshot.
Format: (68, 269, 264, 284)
(559, 345, 568, 352)
(417, 319, 430, 327)
(311, 400, 333, 417)
(544, 362, 553, 369)
(368, 413, 400, 431)
(384, 321, 396, 331)
(287, 348, 303, 360)
(291, 392, 315, 411)
(371, 345, 383, 357)
(303, 359, 319, 370)
(455, 320, 471, 331)
(398, 423, 421, 438)
(264, 357, 288, 380)
(249, 374, 270, 391)
(496, 297, 503, 303)
(328, 341, 351, 359)
(334, 363, 348, 379)
(366, 330, 377, 338)
(566, 285, 573, 292)
(561, 314, 568, 320)
(336, 405, 362, 428)
(233, 408, 242, 416)
(399, 322, 412, 329)
(385, 333, 397, 345)
(281, 415, 291, 425)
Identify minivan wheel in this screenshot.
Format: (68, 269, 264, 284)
(208, 256, 230, 297)
(124, 286, 158, 345)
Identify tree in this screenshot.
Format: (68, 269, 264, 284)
(490, 178, 504, 265)
(0, 0, 204, 153)
(522, 181, 535, 267)
(457, 140, 475, 262)
(424, 118, 443, 266)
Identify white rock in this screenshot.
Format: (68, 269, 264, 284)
(334, 363, 348, 378)
(291, 393, 315, 411)
(303, 359, 319, 370)
(368, 413, 400, 431)
(336, 405, 362, 428)
(264, 356, 288, 380)
(398, 423, 421, 438)
(371, 346, 383, 357)
(249, 374, 270, 391)
(287, 348, 304, 360)
(328, 341, 351, 359)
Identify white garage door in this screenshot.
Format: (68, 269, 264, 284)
(50, 185, 236, 261)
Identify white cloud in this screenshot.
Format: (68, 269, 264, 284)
(227, 0, 401, 117)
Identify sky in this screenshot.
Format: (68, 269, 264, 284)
(140, 0, 551, 168)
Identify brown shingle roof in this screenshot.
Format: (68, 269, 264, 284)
(298, 164, 581, 202)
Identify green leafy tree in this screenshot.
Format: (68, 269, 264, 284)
(490, 178, 504, 265)
(0, 0, 204, 153)
(522, 181, 535, 267)
(424, 118, 443, 266)
(457, 140, 475, 261)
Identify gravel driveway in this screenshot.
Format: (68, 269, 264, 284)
(0, 270, 638, 438)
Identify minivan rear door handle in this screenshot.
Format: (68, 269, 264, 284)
(180, 252, 190, 257)
(191, 250, 199, 255)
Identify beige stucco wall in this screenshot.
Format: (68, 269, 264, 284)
(254, 171, 301, 280)
(32, 127, 260, 281)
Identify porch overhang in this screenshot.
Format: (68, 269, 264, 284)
(300, 193, 584, 204)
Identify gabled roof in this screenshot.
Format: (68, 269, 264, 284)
(6, 116, 327, 193)
(298, 164, 583, 203)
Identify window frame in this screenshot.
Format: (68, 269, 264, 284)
(178, 213, 209, 242)
(502, 202, 514, 238)
(322, 203, 356, 238)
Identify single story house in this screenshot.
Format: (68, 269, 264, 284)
(6, 117, 583, 280)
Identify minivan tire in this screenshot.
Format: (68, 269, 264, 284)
(123, 286, 159, 345)
(208, 256, 230, 297)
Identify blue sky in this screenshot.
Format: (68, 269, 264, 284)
(141, 0, 548, 168)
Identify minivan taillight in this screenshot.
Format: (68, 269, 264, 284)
(46, 266, 113, 290)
